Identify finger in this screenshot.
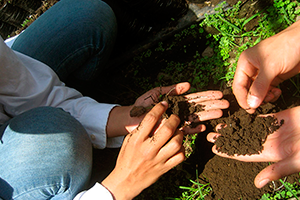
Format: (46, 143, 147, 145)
(137, 101, 168, 140)
(254, 155, 300, 188)
(232, 53, 256, 110)
(264, 90, 276, 103)
(157, 129, 184, 162)
(269, 88, 282, 102)
(206, 132, 221, 143)
(247, 69, 274, 110)
(196, 99, 229, 111)
(216, 123, 225, 131)
(180, 124, 206, 134)
(150, 114, 180, 148)
(189, 109, 223, 122)
(211, 144, 274, 162)
(161, 82, 191, 96)
(163, 146, 186, 172)
(185, 90, 224, 102)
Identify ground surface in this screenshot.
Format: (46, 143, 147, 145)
(14, 0, 300, 199)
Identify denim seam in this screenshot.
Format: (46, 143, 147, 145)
(14, 183, 70, 199)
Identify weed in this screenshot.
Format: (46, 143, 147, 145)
(261, 177, 300, 199)
(168, 169, 212, 200)
(200, 0, 300, 82)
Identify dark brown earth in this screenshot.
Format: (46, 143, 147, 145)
(8, 0, 300, 199)
(213, 102, 284, 156)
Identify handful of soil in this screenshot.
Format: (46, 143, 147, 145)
(130, 94, 204, 128)
(213, 104, 284, 156)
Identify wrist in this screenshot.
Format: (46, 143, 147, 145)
(106, 105, 133, 138)
(101, 171, 135, 200)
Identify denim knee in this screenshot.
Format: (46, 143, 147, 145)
(0, 107, 93, 200)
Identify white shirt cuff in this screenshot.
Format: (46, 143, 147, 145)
(73, 183, 114, 200)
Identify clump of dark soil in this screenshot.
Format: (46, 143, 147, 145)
(213, 105, 284, 156)
(130, 94, 204, 128)
(161, 94, 204, 127)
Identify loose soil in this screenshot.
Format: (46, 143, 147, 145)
(130, 94, 205, 128)
(11, 0, 300, 199)
(213, 102, 284, 156)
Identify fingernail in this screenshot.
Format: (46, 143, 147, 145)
(247, 94, 260, 108)
(258, 179, 270, 187)
(161, 101, 168, 107)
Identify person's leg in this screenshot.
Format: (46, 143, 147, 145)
(11, 0, 117, 82)
(0, 107, 92, 200)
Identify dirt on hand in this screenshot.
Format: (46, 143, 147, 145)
(130, 94, 204, 128)
(213, 105, 284, 156)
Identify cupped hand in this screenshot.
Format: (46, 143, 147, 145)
(207, 106, 300, 188)
(102, 101, 186, 200)
(232, 20, 300, 114)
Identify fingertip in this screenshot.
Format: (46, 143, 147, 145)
(255, 178, 270, 188)
(245, 107, 256, 114)
(211, 145, 219, 154)
(247, 94, 261, 109)
(194, 124, 206, 132)
(207, 132, 218, 143)
(160, 101, 168, 107)
(176, 82, 191, 94)
(270, 88, 282, 102)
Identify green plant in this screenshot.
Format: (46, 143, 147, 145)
(168, 170, 212, 200)
(21, 19, 31, 27)
(200, 0, 300, 82)
(261, 177, 300, 200)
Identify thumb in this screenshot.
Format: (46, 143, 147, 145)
(254, 155, 300, 188)
(247, 70, 273, 109)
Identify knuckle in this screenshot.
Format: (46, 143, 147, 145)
(145, 112, 159, 124)
(170, 114, 180, 124)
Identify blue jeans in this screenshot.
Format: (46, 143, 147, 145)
(1, 0, 117, 199)
(0, 107, 92, 200)
(11, 0, 117, 82)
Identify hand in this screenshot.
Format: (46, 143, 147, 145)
(232, 20, 300, 114)
(107, 82, 229, 137)
(128, 82, 229, 133)
(207, 106, 300, 188)
(101, 101, 186, 200)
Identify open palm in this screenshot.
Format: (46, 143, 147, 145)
(207, 106, 300, 188)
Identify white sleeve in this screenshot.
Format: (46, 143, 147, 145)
(73, 183, 114, 200)
(0, 37, 123, 149)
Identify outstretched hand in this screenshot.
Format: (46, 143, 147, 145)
(232, 20, 300, 114)
(102, 101, 186, 199)
(128, 82, 229, 134)
(106, 82, 228, 138)
(207, 106, 300, 188)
